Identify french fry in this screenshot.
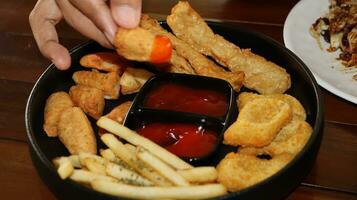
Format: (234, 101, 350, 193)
(177, 167, 218, 183)
(106, 162, 153, 186)
(101, 134, 171, 186)
(97, 117, 193, 170)
(53, 155, 81, 169)
(91, 180, 227, 199)
(100, 149, 132, 169)
(78, 152, 106, 166)
(70, 169, 117, 184)
(136, 146, 189, 186)
(55, 157, 74, 180)
(124, 143, 136, 154)
(82, 157, 106, 175)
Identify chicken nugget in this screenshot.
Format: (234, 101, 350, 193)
(217, 152, 293, 191)
(120, 67, 154, 95)
(239, 120, 312, 156)
(167, 1, 291, 94)
(79, 52, 126, 74)
(114, 27, 173, 64)
(238, 92, 306, 121)
(105, 101, 132, 124)
(58, 107, 97, 154)
(69, 85, 105, 119)
(72, 70, 120, 99)
(43, 92, 74, 137)
(224, 98, 293, 147)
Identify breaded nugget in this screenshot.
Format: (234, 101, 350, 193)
(238, 92, 306, 121)
(238, 120, 312, 156)
(79, 52, 126, 74)
(217, 152, 293, 191)
(58, 107, 97, 154)
(167, 1, 291, 94)
(224, 98, 293, 147)
(120, 67, 154, 95)
(72, 70, 120, 99)
(43, 92, 74, 137)
(105, 101, 132, 124)
(140, 15, 244, 91)
(69, 85, 105, 119)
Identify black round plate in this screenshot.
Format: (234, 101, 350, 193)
(25, 22, 324, 200)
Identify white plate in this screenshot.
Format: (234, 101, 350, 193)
(283, 0, 357, 104)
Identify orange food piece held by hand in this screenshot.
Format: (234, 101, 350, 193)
(150, 35, 173, 64)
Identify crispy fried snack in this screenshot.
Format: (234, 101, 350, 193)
(167, 1, 291, 94)
(72, 70, 120, 99)
(238, 120, 312, 156)
(79, 52, 126, 74)
(120, 67, 154, 95)
(58, 107, 97, 154)
(140, 15, 244, 91)
(224, 98, 293, 147)
(238, 92, 306, 121)
(114, 27, 173, 64)
(69, 85, 105, 119)
(105, 101, 132, 124)
(216, 152, 293, 191)
(167, 50, 195, 74)
(43, 92, 74, 137)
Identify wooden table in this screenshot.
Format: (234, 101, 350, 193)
(0, 0, 356, 199)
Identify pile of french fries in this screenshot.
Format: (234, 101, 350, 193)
(53, 117, 227, 199)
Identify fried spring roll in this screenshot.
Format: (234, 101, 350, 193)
(140, 15, 244, 91)
(167, 1, 291, 94)
(43, 92, 74, 137)
(79, 52, 126, 74)
(119, 67, 154, 95)
(72, 70, 120, 99)
(58, 107, 97, 155)
(69, 85, 105, 119)
(105, 101, 132, 124)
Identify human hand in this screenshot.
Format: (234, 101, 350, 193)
(29, 0, 142, 70)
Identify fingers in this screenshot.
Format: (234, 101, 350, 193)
(111, 0, 142, 29)
(69, 0, 117, 43)
(29, 0, 71, 70)
(56, 0, 113, 48)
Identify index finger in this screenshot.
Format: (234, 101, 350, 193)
(29, 0, 71, 70)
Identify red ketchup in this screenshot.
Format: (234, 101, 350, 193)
(144, 83, 227, 117)
(136, 122, 217, 158)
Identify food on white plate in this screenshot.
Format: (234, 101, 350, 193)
(140, 14, 245, 92)
(43, 92, 74, 137)
(217, 152, 293, 191)
(310, 0, 357, 69)
(72, 70, 120, 99)
(167, 1, 291, 94)
(224, 98, 293, 147)
(79, 52, 126, 73)
(120, 67, 154, 95)
(57, 107, 97, 154)
(237, 92, 306, 121)
(69, 85, 105, 119)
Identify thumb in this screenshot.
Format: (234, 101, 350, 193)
(111, 0, 142, 29)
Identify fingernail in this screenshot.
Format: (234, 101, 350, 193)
(112, 4, 140, 29)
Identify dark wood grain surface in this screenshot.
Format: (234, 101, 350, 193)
(0, 0, 356, 199)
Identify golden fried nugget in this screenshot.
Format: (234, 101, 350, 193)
(120, 67, 154, 95)
(167, 1, 291, 94)
(224, 98, 293, 147)
(58, 107, 97, 154)
(72, 70, 120, 99)
(216, 152, 293, 191)
(238, 120, 312, 156)
(79, 52, 126, 74)
(105, 101, 132, 124)
(43, 92, 74, 137)
(69, 85, 105, 119)
(140, 15, 244, 91)
(238, 92, 306, 121)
